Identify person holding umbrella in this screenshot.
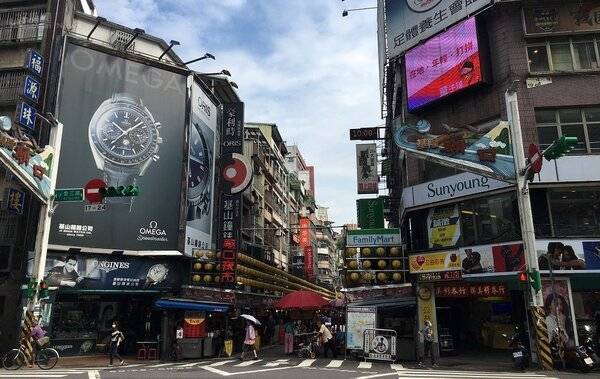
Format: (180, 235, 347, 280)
(240, 315, 260, 361)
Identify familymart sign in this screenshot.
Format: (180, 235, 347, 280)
(347, 228, 401, 247)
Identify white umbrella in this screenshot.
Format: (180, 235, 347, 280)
(240, 314, 261, 325)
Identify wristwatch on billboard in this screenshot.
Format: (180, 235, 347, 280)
(187, 122, 212, 221)
(88, 93, 162, 203)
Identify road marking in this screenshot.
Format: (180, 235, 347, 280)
(394, 370, 557, 379)
(264, 358, 289, 367)
(146, 362, 176, 367)
(390, 363, 404, 371)
(326, 359, 344, 368)
(0, 375, 68, 378)
(235, 359, 263, 366)
(297, 358, 316, 367)
(202, 365, 294, 376)
(88, 370, 100, 379)
(177, 361, 203, 367)
(354, 373, 397, 379)
(358, 361, 372, 369)
(209, 359, 237, 366)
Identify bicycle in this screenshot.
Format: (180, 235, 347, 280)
(2, 338, 59, 370)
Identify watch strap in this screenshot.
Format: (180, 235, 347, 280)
(103, 163, 137, 208)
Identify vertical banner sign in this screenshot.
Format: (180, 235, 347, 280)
(427, 204, 461, 248)
(356, 198, 385, 229)
(304, 246, 314, 281)
(186, 81, 218, 255)
(299, 217, 313, 281)
(218, 102, 247, 287)
(356, 143, 378, 194)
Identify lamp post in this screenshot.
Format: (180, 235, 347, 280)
(342, 6, 377, 17)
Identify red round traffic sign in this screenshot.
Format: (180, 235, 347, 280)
(84, 178, 106, 204)
(528, 144, 543, 174)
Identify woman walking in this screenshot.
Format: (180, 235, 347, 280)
(240, 320, 258, 361)
(283, 318, 295, 355)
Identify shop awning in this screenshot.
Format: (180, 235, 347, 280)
(349, 298, 416, 310)
(154, 299, 230, 313)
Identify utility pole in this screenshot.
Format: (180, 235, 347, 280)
(505, 84, 543, 307)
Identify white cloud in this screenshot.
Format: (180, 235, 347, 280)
(94, 0, 381, 225)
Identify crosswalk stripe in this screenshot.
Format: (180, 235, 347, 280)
(235, 359, 263, 366)
(390, 363, 404, 371)
(395, 371, 555, 379)
(0, 375, 68, 378)
(264, 358, 289, 367)
(297, 358, 316, 367)
(358, 361, 372, 369)
(146, 362, 176, 367)
(178, 361, 204, 367)
(209, 359, 236, 366)
(326, 359, 344, 368)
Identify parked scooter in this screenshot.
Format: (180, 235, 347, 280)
(582, 325, 600, 368)
(502, 326, 529, 371)
(550, 327, 595, 373)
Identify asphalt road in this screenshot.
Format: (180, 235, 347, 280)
(1, 357, 590, 379)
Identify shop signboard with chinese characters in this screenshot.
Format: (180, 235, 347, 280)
(4, 187, 26, 214)
(384, 0, 493, 59)
(409, 250, 461, 274)
(460, 242, 525, 275)
(42, 252, 181, 290)
(523, 2, 600, 36)
(299, 217, 313, 281)
(393, 119, 515, 182)
(417, 270, 461, 282)
(217, 102, 248, 287)
(185, 80, 218, 255)
(427, 204, 461, 248)
(435, 283, 508, 298)
(356, 143, 378, 194)
(24, 49, 44, 77)
(49, 42, 188, 253)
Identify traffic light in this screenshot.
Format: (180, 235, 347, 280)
(543, 135, 578, 160)
(39, 280, 49, 299)
(26, 279, 37, 300)
(518, 270, 528, 284)
(99, 185, 140, 198)
(528, 268, 542, 293)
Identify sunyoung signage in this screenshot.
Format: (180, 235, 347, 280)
(404, 172, 511, 208)
(346, 229, 401, 247)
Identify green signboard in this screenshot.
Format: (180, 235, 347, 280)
(357, 198, 384, 229)
(54, 188, 84, 202)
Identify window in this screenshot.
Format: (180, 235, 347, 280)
(526, 36, 600, 73)
(548, 188, 600, 237)
(535, 108, 600, 154)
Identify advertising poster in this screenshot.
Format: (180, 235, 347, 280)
(406, 18, 482, 112)
(185, 81, 218, 255)
(356, 143, 378, 194)
(43, 252, 182, 290)
(427, 204, 461, 248)
(385, 0, 492, 58)
(346, 306, 377, 350)
(50, 42, 187, 252)
(535, 240, 589, 271)
(459, 242, 525, 275)
(409, 250, 460, 273)
(523, 2, 600, 36)
(542, 278, 578, 346)
(393, 119, 515, 182)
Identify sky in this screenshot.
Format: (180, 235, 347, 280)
(94, 0, 382, 225)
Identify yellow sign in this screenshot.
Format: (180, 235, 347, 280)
(417, 283, 437, 342)
(409, 251, 461, 273)
(184, 311, 204, 325)
(224, 339, 233, 357)
(427, 205, 461, 248)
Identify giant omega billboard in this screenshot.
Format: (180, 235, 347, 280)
(49, 41, 188, 253)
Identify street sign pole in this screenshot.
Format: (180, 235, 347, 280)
(28, 121, 62, 311)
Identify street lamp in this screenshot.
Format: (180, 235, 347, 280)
(158, 39, 180, 60)
(183, 53, 216, 65)
(342, 6, 377, 17)
(201, 69, 231, 77)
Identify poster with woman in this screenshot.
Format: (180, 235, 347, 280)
(542, 278, 578, 347)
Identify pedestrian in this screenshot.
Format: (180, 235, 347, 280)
(109, 322, 125, 366)
(240, 321, 258, 361)
(316, 319, 336, 358)
(29, 318, 49, 368)
(420, 320, 437, 367)
(283, 318, 295, 355)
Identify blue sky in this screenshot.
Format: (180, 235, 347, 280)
(95, 0, 381, 225)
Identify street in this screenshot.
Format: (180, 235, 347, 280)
(1, 357, 588, 379)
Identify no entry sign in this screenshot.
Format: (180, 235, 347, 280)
(84, 178, 106, 204)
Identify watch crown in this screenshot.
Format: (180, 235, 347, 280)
(152, 155, 160, 162)
(157, 137, 163, 144)
(154, 122, 162, 128)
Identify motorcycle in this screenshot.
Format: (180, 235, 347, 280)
(550, 327, 595, 373)
(502, 327, 529, 371)
(581, 325, 600, 368)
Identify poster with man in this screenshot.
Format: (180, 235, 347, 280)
(542, 278, 578, 346)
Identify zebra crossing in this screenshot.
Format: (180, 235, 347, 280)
(0, 369, 87, 378)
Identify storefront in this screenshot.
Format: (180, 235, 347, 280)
(42, 252, 184, 357)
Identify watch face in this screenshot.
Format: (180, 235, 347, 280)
(90, 103, 159, 165)
(188, 123, 211, 201)
(147, 264, 168, 283)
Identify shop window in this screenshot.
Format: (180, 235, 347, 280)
(527, 36, 600, 73)
(535, 108, 600, 154)
(548, 188, 600, 237)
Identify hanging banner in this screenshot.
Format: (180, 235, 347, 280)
(357, 198, 385, 229)
(427, 204, 461, 248)
(523, 2, 600, 36)
(542, 278, 578, 346)
(393, 119, 515, 182)
(356, 143, 378, 194)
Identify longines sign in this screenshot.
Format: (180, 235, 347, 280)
(403, 172, 511, 208)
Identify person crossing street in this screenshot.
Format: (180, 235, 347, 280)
(109, 322, 125, 366)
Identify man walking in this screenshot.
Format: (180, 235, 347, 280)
(317, 320, 336, 358)
(420, 320, 437, 368)
(109, 322, 125, 366)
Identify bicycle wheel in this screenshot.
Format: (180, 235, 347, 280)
(2, 349, 24, 370)
(36, 348, 59, 370)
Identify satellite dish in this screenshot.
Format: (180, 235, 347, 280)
(0, 116, 12, 132)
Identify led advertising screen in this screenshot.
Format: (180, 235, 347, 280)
(406, 17, 482, 112)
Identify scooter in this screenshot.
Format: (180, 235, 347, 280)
(581, 325, 600, 368)
(503, 327, 529, 371)
(550, 328, 595, 373)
